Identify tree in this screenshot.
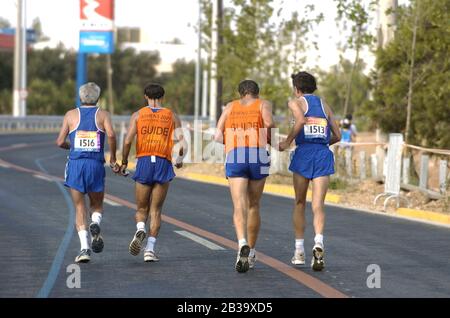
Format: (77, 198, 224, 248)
(200, 0, 322, 112)
(318, 58, 371, 119)
(160, 60, 196, 115)
(31, 17, 49, 42)
(0, 17, 11, 28)
(335, 0, 376, 116)
(362, 0, 450, 148)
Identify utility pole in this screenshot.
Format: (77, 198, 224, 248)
(13, 0, 27, 117)
(216, 0, 223, 119)
(194, 0, 202, 120)
(405, 0, 420, 144)
(201, 70, 208, 118)
(106, 54, 114, 114)
(209, 0, 219, 125)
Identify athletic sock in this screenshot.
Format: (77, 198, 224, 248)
(91, 212, 102, 225)
(78, 230, 90, 250)
(295, 239, 305, 253)
(238, 238, 248, 248)
(145, 237, 156, 252)
(314, 234, 324, 247)
(249, 248, 256, 258)
(137, 222, 146, 232)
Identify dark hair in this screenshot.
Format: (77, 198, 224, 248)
(238, 80, 259, 97)
(345, 114, 353, 121)
(291, 71, 317, 94)
(144, 83, 165, 100)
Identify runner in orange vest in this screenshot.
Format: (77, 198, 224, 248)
(120, 83, 186, 262)
(215, 80, 275, 273)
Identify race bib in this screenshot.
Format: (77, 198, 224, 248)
(304, 117, 327, 139)
(74, 130, 100, 152)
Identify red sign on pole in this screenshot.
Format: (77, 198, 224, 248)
(80, 0, 114, 31)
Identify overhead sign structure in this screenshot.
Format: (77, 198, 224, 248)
(79, 0, 115, 54)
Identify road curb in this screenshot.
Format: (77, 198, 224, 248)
(181, 172, 341, 204)
(396, 208, 450, 225)
(105, 153, 449, 227)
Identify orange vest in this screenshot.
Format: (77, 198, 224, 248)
(224, 99, 266, 153)
(136, 106, 174, 161)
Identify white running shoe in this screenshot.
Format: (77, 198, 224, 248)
(311, 243, 325, 271)
(291, 251, 305, 265)
(129, 230, 146, 256)
(75, 249, 91, 263)
(249, 254, 257, 269)
(144, 250, 159, 262)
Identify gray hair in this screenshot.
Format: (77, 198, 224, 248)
(79, 82, 101, 105)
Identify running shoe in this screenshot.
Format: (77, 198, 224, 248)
(129, 230, 146, 256)
(291, 251, 306, 265)
(144, 250, 159, 262)
(311, 243, 325, 271)
(248, 253, 257, 269)
(89, 222, 104, 253)
(235, 245, 250, 273)
(75, 249, 91, 263)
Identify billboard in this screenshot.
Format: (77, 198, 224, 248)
(79, 0, 114, 54)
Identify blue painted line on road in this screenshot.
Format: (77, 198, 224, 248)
(35, 154, 74, 298)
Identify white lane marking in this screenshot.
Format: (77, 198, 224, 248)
(174, 230, 226, 250)
(11, 143, 27, 148)
(33, 174, 54, 182)
(104, 198, 121, 206)
(0, 161, 11, 168)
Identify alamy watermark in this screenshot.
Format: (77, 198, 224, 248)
(66, 264, 81, 289)
(366, 264, 381, 289)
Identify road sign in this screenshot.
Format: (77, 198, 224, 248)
(79, 0, 114, 54)
(80, 0, 114, 31)
(79, 31, 114, 53)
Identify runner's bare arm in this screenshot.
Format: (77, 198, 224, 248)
(279, 99, 306, 151)
(173, 112, 187, 168)
(261, 100, 276, 145)
(56, 111, 71, 149)
(214, 103, 232, 144)
(323, 101, 341, 145)
(120, 112, 138, 174)
(102, 111, 119, 171)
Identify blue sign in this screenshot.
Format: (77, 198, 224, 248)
(79, 31, 114, 54)
(0, 28, 37, 43)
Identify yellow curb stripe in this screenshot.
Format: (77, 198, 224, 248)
(396, 208, 450, 225)
(183, 172, 341, 204)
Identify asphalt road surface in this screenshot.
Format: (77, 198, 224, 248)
(1, 133, 449, 298)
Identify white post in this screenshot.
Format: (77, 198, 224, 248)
(119, 121, 126, 152)
(371, 154, 378, 178)
(359, 151, 366, 180)
(13, 0, 27, 117)
(402, 156, 410, 185)
(439, 160, 447, 195)
(419, 154, 429, 190)
(345, 148, 352, 178)
(209, 0, 219, 125)
(193, 119, 202, 163)
(201, 70, 208, 118)
(194, 0, 202, 120)
(384, 133, 403, 195)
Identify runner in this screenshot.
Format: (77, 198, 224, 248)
(279, 72, 341, 271)
(120, 83, 186, 262)
(56, 82, 119, 263)
(215, 80, 275, 273)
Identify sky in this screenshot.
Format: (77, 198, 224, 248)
(1, 0, 409, 72)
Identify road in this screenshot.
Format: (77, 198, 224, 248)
(0, 133, 449, 298)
